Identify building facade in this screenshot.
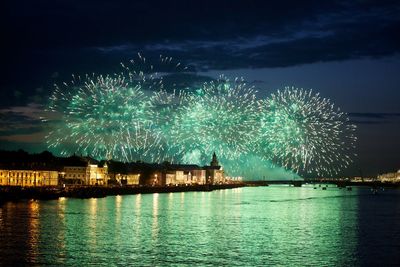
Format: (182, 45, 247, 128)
(62, 163, 108, 186)
(0, 169, 59, 186)
(109, 173, 140, 185)
(205, 152, 225, 184)
(0, 153, 229, 187)
(378, 170, 400, 183)
(165, 169, 206, 185)
(162, 153, 225, 185)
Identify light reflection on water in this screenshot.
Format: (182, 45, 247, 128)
(0, 186, 400, 266)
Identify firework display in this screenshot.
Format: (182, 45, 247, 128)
(44, 56, 357, 177)
(45, 54, 185, 162)
(168, 76, 259, 164)
(45, 73, 163, 162)
(257, 87, 357, 175)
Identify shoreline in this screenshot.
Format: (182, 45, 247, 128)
(0, 183, 245, 203)
(1, 181, 399, 204)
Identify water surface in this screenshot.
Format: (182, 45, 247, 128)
(1, 186, 399, 266)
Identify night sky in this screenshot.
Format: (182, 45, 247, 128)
(1, 0, 399, 177)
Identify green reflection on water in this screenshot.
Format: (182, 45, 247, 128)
(2, 186, 392, 266)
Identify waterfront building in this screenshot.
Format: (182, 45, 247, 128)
(204, 152, 225, 184)
(61, 156, 108, 185)
(106, 160, 141, 185)
(164, 166, 206, 185)
(139, 153, 225, 186)
(156, 153, 225, 186)
(0, 150, 61, 187)
(0, 169, 59, 186)
(109, 173, 140, 185)
(0, 150, 229, 187)
(377, 170, 400, 183)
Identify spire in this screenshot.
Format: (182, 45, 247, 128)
(210, 152, 219, 167)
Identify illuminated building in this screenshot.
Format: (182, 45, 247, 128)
(0, 151, 229, 187)
(109, 173, 140, 185)
(62, 156, 108, 185)
(157, 153, 226, 186)
(164, 167, 206, 185)
(204, 152, 225, 184)
(377, 170, 400, 182)
(0, 169, 59, 186)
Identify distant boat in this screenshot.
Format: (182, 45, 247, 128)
(322, 187, 327, 190)
(347, 187, 352, 191)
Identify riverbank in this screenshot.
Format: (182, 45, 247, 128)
(0, 183, 245, 203)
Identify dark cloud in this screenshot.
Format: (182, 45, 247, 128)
(349, 113, 400, 125)
(161, 73, 215, 92)
(349, 113, 400, 119)
(3, 1, 399, 66)
(2, 0, 399, 107)
(0, 104, 45, 137)
(2, 0, 338, 49)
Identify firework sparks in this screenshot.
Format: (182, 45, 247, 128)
(258, 87, 357, 176)
(44, 54, 190, 163)
(45, 73, 162, 162)
(44, 56, 357, 177)
(169, 75, 259, 164)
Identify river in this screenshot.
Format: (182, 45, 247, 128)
(1, 186, 399, 266)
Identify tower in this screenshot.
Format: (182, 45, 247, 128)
(206, 152, 224, 185)
(210, 152, 219, 167)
